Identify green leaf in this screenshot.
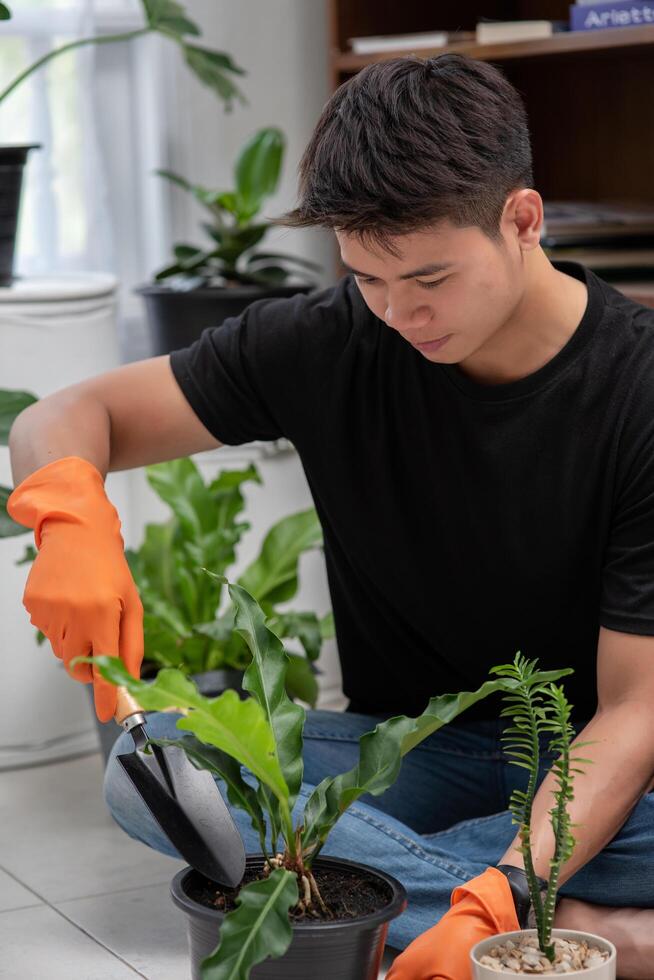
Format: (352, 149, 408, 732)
(320, 612, 335, 640)
(0, 4, 11, 20)
(269, 611, 324, 663)
(155, 168, 193, 192)
(142, 0, 200, 37)
(284, 654, 318, 707)
(81, 657, 292, 813)
(0, 389, 38, 444)
(0, 485, 30, 538)
(201, 869, 298, 980)
(183, 45, 246, 111)
(300, 667, 574, 861)
(238, 509, 322, 608)
(146, 458, 218, 538)
(15, 543, 37, 565)
(234, 128, 285, 222)
(220, 580, 305, 815)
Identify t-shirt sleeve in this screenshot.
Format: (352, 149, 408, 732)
(600, 400, 654, 635)
(169, 285, 348, 446)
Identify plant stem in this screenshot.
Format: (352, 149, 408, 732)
(519, 698, 547, 949)
(0, 28, 151, 105)
(542, 740, 571, 955)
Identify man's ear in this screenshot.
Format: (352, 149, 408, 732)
(502, 189, 543, 252)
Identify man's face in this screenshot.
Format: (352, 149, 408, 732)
(336, 220, 525, 365)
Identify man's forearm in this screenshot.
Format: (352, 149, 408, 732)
(9, 392, 111, 485)
(499, 701, 654, 884)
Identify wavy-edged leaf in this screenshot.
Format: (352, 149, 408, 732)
(238, 508, 322, 609)
(301, 667, 573, 861)
(0, 388, 37, 444)
(201, 869, 297, 980)
(268, 610, 324, 662)
(80, 657, 291, 815)
(146, 458, 217, 538)
(214, 580, 304, 817)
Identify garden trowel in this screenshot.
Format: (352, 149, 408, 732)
(113, 686, 246, 888)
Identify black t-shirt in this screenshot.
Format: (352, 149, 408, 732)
(170, 262, 654, 722)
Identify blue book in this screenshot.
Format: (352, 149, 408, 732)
(570, 0, 654, 31)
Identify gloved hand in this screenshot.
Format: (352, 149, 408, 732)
(386, 867, 520, 980)
(8, 456, 143, 722)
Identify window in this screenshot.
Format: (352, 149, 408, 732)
(0, 1, 170, 314)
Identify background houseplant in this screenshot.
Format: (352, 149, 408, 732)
(138, 125, 321, 354)
(87, 606, 572, 980)
(0, 387, 37, 536)
(470, 655, 615, 977)
(0, 0, 245, 286)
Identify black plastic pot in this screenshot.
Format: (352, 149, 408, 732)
(170, 855, 407, 980)
(0, 145, 40, 286)
(136, 283, 313, 356)
(89, 667, 245, 766)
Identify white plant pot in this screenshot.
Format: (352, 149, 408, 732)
(471, 929, 616, 979)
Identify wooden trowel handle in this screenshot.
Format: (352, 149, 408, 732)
(114, 686, 144, 726)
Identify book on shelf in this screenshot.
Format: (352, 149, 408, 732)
(541, 201, 654, 247)
(569, 0, 654, 31)
(348, 30, 475, 54)
(543, 245, 654, 272)
(475, 19, 568, 43)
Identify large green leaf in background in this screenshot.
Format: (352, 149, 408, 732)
(300, 666, 575, 862)
(0, 486, 28, 537)
(0, 389, 37, 445)
(201, 869, 298, 980)
(238, 508, 323, 609)
(0, 4, 11, 20)
(234, 128, 285, 223)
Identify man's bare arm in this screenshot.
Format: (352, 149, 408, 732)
(498, 626, 654, 882)
(9, 355, 221, 484)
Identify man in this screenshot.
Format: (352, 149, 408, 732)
(8, 54, 654, 978)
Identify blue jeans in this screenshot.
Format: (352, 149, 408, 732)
(104, 708, 654, 950)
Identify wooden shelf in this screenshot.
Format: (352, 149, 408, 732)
(334, 24, 654, 72)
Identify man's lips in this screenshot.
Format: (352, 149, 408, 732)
(414, 334, 452, 352)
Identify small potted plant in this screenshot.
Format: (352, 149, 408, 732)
(470, 655, 616, 977)
(0, 0, 245, 286)
(137, 126, 321, 354)
(86, 602, 572, 980)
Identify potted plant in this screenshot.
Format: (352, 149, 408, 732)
(0, 0, 245, 286)
(137, 126, 321, 354)
(470, 655, 616, 977)
(84, 599, 572, 980)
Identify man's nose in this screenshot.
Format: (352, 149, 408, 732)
(384, 299, 432, 334)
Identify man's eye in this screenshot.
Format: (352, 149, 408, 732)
(418, 278, 447, 290)
(356, 276, 379, 285)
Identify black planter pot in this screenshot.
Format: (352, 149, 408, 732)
(136, 283, 313, 356)
(89, 667, 245, 766)
(170, 855, 407, 980)
(0, 145, 40, 287)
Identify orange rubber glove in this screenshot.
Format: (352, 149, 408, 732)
(8, 456, 143, 722)
(386, 867, 520, 980)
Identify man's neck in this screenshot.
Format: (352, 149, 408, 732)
(458, 252, 589, 386)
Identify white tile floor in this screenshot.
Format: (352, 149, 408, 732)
(0, 750, 397, 978)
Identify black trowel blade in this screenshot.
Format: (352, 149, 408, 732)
(117, 736, 246, 887)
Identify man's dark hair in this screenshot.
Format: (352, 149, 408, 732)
(280, 54, 533, 252)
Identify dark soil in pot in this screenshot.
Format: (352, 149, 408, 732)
(136, 283, 314, 356)
(171, 854, 408, 980)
